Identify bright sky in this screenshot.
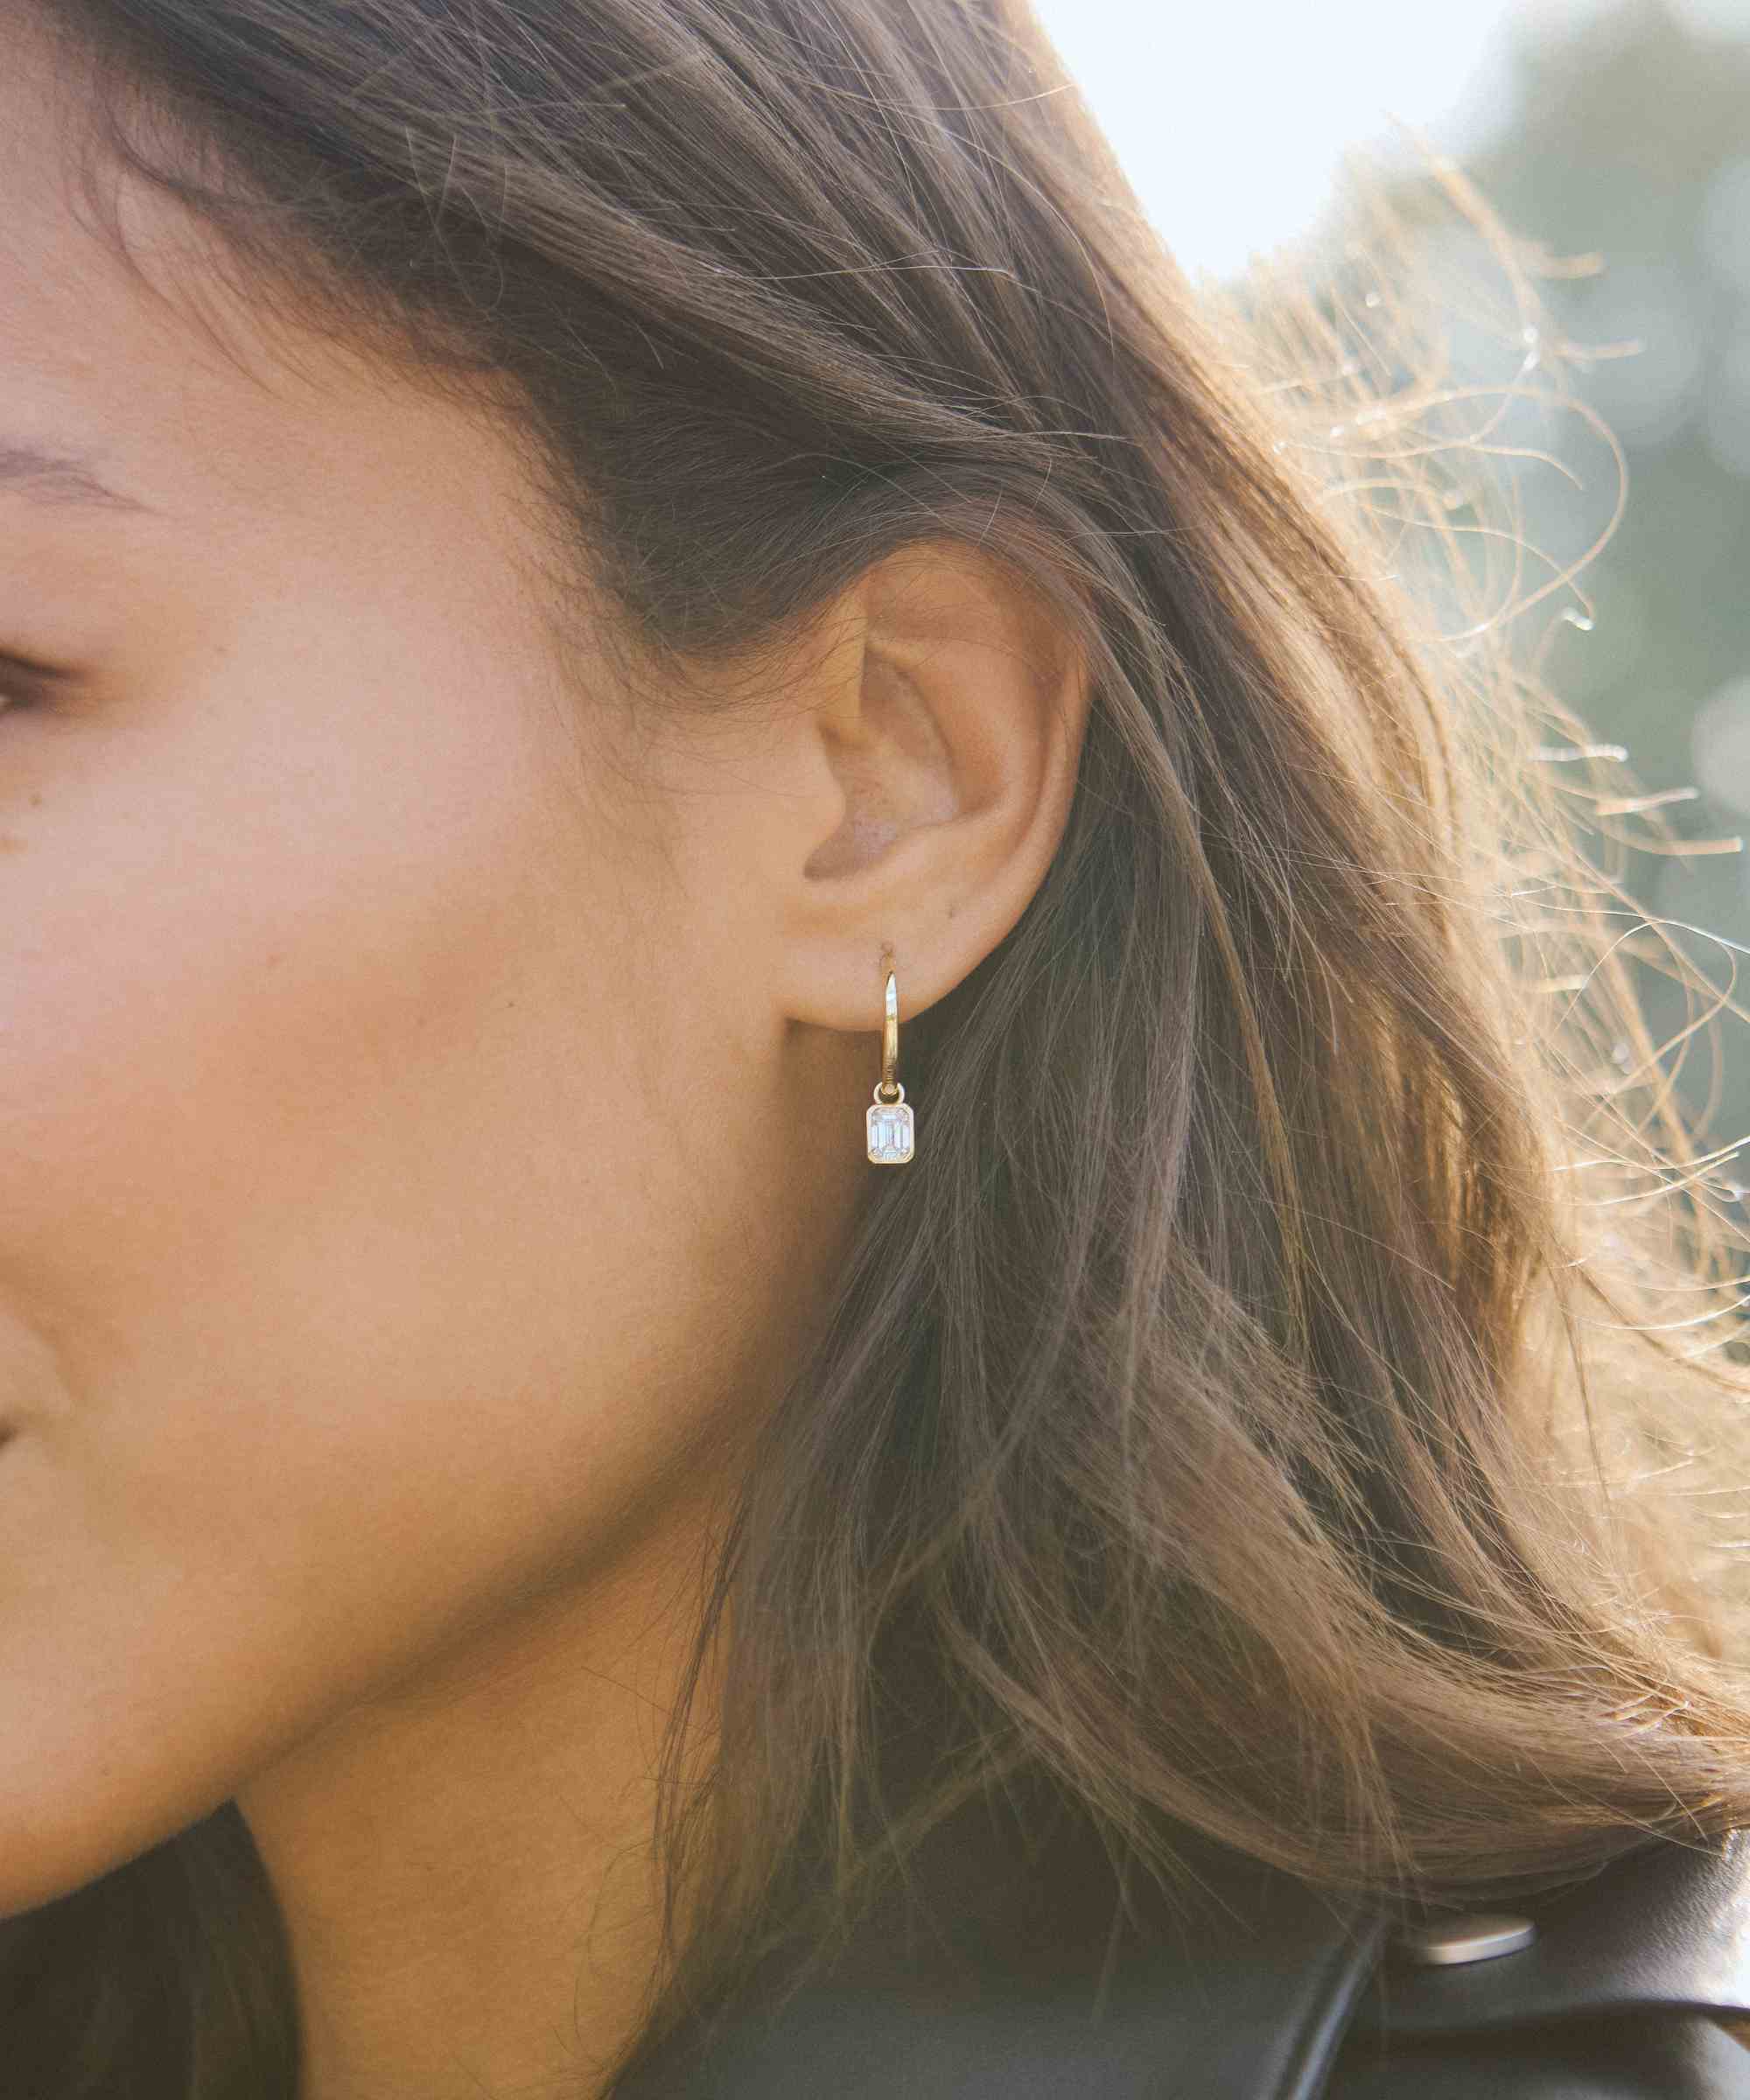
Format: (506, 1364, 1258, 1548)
(1027, 0, 1613, 282)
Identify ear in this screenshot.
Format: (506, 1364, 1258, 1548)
(767, 541, 1090, 1032)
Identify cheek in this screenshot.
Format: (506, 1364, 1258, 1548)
(0, 670, 733, 1913)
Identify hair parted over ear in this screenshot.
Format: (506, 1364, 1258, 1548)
(12, 2, 1750, 2096)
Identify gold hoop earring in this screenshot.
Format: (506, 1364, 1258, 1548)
(866, 957, 915, 1166)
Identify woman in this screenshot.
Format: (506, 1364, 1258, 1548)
(4, 1, 1750, 2095)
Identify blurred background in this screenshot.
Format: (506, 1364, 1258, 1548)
(1034, 0, 1750, 1166)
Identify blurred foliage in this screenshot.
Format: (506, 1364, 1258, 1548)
(1316, 0, 1750, 1156)
(1471, 0, 1750, 772)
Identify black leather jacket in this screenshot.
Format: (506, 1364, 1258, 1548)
(617, 1802, 1750, 2098)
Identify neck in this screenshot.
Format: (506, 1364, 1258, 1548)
(236, 1504, 723, 2100)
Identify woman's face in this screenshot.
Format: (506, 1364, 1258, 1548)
(0, 34, 869, 1912)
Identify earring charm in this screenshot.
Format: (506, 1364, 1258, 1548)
(866, 962, 915, 1166)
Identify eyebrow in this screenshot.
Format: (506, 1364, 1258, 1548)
(0, 439, 158, 514)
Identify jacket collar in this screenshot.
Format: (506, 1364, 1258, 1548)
(617, 1800, 1750, 2097)
(1353, 1824, 1750, 2041)
(617, 1802, 1386, 2100)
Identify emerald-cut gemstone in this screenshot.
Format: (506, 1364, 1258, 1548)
(867, 1098, 914, 1165)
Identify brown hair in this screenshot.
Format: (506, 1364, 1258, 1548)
(12, 2, 1750, 2093)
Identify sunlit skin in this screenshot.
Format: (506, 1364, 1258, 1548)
(0, 18, 1088, 2096)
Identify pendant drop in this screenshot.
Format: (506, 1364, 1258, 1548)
(866, 1082, 915, 1166)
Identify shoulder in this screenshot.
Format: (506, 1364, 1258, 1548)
(1327, 2011, 1750, 2099)
(617, 1801, 1380, 2097)
(1334, 1828, 1750, 2099)
(616, 1812, 1750, 2099)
